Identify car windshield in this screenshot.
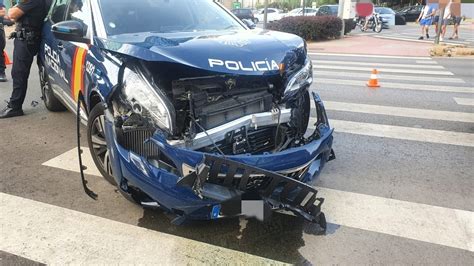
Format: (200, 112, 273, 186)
(375, 7, 395, 14)
(98, 0, 243, 36)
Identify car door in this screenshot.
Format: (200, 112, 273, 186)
(59, 0, 94, 106)
(267, 9, 277, 21)
(41, 0, 70, 98)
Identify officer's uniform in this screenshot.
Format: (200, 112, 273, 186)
(8, 0, 51, 111)
(0, 0, 6, 79)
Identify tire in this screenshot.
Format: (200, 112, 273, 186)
(87, 103, 117, 186)
(39, 66, 66, 112)
(374, 20, 383, 33)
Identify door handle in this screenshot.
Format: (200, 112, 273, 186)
(57, 42, 64, 50)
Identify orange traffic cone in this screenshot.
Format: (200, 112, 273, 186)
(367, 69, 380, 88)
(3, 51, 12, 65)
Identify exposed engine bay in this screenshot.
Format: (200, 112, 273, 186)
(110, 61, 319, 157)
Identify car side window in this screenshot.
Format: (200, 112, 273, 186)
(50, 0, 70, 23)
(319, 7, 327, 15)
(65, 0, 92, 39)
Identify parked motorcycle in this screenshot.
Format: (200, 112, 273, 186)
(355, 13, 384, 33)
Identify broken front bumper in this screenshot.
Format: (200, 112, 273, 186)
(103, 95, 334, 222)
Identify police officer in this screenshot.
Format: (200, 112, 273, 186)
(0, 0, 52, 119)
(0, 0, 7, 82)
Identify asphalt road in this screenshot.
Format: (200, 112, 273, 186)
(1, 39, 473, 265)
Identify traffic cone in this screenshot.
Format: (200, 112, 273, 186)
(3, 51, 12, 65)
(367, 69, 380, 88)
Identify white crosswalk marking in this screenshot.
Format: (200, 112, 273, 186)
(320, 188, 474, 252)
(324, 101, 474, 123)
(454, 97, 474, 106)
(40, 150, 474, 252)
(43, 148, 101, 177)
(0, 193, 275, 264)
(330, 120, 474, 147)
(308, 52, 432, 60)
(314, 65, 454, 75)
(313, 70, 466, 83)
(313, 60, 445, 69)
(316, 78, 474, 94)
(416, 60, 437, 64)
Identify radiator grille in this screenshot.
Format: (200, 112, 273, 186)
(122, 130, 160, 158)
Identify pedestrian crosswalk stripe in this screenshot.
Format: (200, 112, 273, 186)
(308, 52, 432, 60)
(314, 65, 454, 76)
(312, 60, 445, 69)
(319, 187, 474, 252)
(313, 70, 465, 84)
(416, 60, 437, 64)
(454, 97, 474, 106)
(330, 119, 474, 147)
(324, 101, 474, 123)
(316, 78, 474, 94)
(43, 148, 102, 177)
(39, 151, 474, 253)
(0, 193, 276, 265)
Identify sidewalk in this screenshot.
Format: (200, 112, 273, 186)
(308, 35, 432, 57)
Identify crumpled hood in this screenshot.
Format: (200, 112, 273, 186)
(98, 29, 306, 75)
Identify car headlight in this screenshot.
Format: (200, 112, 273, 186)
(284, 56, 313, 95)
(121, 68, 174, 133)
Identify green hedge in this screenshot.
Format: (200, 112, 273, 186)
(267, 16, 344, 41)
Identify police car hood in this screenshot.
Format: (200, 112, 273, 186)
(99, 29, 306, 75)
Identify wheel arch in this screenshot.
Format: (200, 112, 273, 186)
(89, 90, 103, 113)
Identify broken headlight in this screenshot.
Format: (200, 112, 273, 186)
(284, 56, 313, 95)
(121, 68, 174, 133)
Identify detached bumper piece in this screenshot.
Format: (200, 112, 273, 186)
(178, 154, 326, 226)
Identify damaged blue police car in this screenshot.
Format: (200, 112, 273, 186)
(39, 0, 334, 227)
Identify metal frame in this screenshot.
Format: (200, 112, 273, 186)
(178, 154, 325, 223)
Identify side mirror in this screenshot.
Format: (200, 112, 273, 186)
(52, 20, 89, 43)
(242, 19, 256, 29)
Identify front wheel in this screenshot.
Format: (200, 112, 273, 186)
(374, 20, 383, 33)
(87, 103, 117, 186)
(358, 19, 366, 31)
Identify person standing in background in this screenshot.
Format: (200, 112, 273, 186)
(449, 1, 462, 40)
(417, 4, 435, 40)
(432, 5, 440, 37)
(0, 0, 7, 82)
(440, 0, 453, 42)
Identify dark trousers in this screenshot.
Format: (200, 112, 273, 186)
(9, 38, 40, 110)
(0, 24, 5, 73)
